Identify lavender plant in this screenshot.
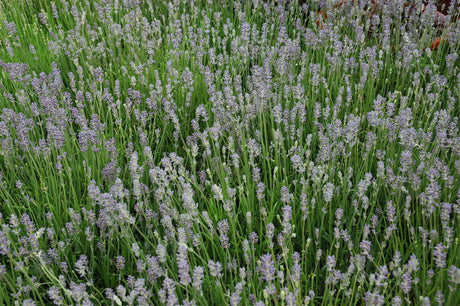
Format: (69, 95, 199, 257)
(0, 0, 459, 304)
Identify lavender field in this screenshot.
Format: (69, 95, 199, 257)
(0, 0, 459, 304)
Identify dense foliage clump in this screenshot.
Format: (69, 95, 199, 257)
(0, 0, 459, 304)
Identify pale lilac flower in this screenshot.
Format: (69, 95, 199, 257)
(75, 255, 88, 277)
(245, 212, 252, 226)
(363, 290, 384, 306)
(280, 186, 293, 204)
(291, 154, 305, 173)
(335, 208, 344, 226)
(258, 254, 276, 282)
(0, 229, 10, 254)
(162, 277, 178, 305)
(178, 259, 191, 286)
(400, 272, 412, 294)
(3, 21, 17, 37)
(300, 192, 308, 220)
(48, 286, 64, 305)
(266, 223, 275, 249)
(156, 243, 167, 264)
(230, 282, 243, 306)
(290, 255, 301, 284)
(256, 182, 265, 200)
(249, 232, 258, 246)
(445, 52, 458, 71)
(116, 256, 125, 270)
(323, 182, 334, 203)
(21, 214, 35, 234)
(243, 240, 251, 263)
(448, 265, 460, 285)
(435, 290, 444, 305)
(406, 254, 420, 273)
(386, 201, 397, 224)
(252, 167, 261, 182)
(92, 67, 104, 82)
(281, 205, 292, 235)
(391, 296, 402, 306)
(69, 282, 89, 303)
(419, 296, 430, 306)
(316, 249, 322, 261)
(326, 256, 336, 271)
(192, 266, 204, 293)
(208, 260, 222, 279)
(231, 153, 240, 169)
(211, 184, 224, 202)
(15, 180, 23, 189)
(217, 219, 230, 249)
(22, 299, 36, 306)
(399, 150, 413, 173)
(440, 203, 452, 227)
(360, 240, 371, 256)
(433, 244, 447, 269)
(373, 265, 389, 288)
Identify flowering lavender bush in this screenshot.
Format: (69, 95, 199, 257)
(0, 0, 459, 304)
